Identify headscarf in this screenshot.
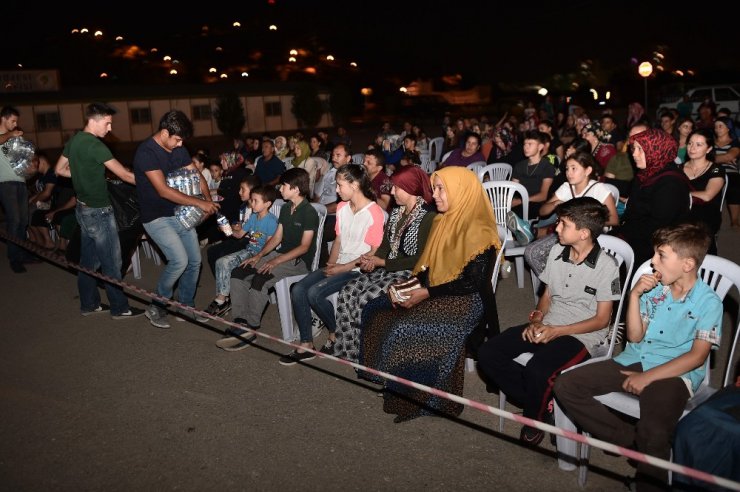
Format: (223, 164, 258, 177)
(274, 136, 288, 160)
(413, 167, 501, 286)
(630, 128, 678, 184)
(390, 165, 433, 203)
(582, 121, 612, 143)
(293, 141, 310, 167)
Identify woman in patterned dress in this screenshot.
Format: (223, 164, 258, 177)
(360, 166, 502, 422)
(333, 165, 436, 363)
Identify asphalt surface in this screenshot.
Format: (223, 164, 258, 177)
(1, 216, 738, 491)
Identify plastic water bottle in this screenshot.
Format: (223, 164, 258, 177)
(216, 214, 232, 236)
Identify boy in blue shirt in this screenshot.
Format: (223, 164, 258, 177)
(555, 222, 723, 491)
(204, 185, 278, 317)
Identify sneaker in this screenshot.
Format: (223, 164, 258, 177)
(278, 349, 316, 366)
(82, 303, 111, 316)
(319, 339, 336, 355)
(145, 306, 171, 329)
(205, 298, 231, 317)
(506, 210, 534, 246)
(215, 327, 257, 351)
(111, 307, 146, 320)
(520, 425, 545, 447)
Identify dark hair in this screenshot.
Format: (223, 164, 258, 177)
(600, 114, 616, 126)
(280, 167, 311, 197)
(250, 184, 277, 204)
(336, 164, 376, 201)
(464, 132, 482, 147)
(652, 222, 711, 266)
(401, 150, 421, 165)
(539, 119, 554, 130)
(567, 137, 591, 154)
(85, 102, 116, 120)
(403, 134, 417, 143)
(523, 130, 548, 145)
(0, 106, 20, 119)
(560, 127, 578, 140)
(565, 151, 598, 179)
(555, 196, 608, 240)
(717, 107, 732, 117)
(240, 175, 262, 189)
(158, 110, 193, 139)
(364, 148, 385, 167)
(677, 116, 694, 130)
(687, 128, 715, 162)
(333, 143, 350, 156)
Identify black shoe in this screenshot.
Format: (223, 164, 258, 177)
(111, 307, 146, 320)
(278, 349, 316, 366)
(319, 339, 336, 355)
(82, 303, 111, 316)
(215, 327, 257, 351)
(205, 298, 231, 317)
(10, 261, 26, 273)
(520, 426, 545, 447)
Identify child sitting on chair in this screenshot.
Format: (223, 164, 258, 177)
(555, 222, 723, 491)
(478, 197, 621, 446)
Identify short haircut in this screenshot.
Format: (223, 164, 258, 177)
(365, 148, 385, 167)
(280, 167, 310, 197)
(158, 110, 193, 139)
(652, 222, 711, 266)
(600, 114, 616, 125)
(523, 129, 548, 145)
(240, 175, 262, 189)
(403, 134, 417, 143)
(333, 143, 349, 155)
(0, 106, 20, 119)
(539, 119, 554, 130)
(250, 185, 277, 204)
(85, 102, 116, 120)
(555, 196, 608, 240)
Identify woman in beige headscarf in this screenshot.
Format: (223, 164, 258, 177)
(360, 166, 502, 423)
(274, 135, 288, 160)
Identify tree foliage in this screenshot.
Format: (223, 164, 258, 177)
(214, 93, 246, 139)
(291, 84, 323, 129)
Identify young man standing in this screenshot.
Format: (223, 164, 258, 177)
(133, 110, 219, 328)
(555, 222, 722, 490)
(0, 106, 36, 273)
(55, 102, 144, 319)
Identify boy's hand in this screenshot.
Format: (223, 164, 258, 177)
(523, 323, 558, 343)
(258, 258, 279, 274)
(631, 272, 662, 297)
(241, 255, 260, 268)
(620, 370, 652, 395)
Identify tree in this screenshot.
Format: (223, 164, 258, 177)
(291, 83, 323, 129)
(328, 82, 354, 127)
(214, 93, 246, 139)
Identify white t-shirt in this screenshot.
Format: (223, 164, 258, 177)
(554, 179, 611, 204)
(334, 200, 385, 268)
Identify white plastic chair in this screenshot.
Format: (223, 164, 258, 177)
(429, 137, 444, 163)
(466, 161, 486, 177)
(466, 225, 507, 372)
(482, 181, 530, 289)
(282, 156, 294, 169)
(602, 182, 620, 204)
(561, 255, 740, 486)
(420, 152, 436, 175)
(478, 163, 513, 182)
(272, 203, 328, 342)
(351, 153, 365, 165)
(269, 198, 284, 219)
(441, 150, 452, 164)
(498, 235, 635, 431)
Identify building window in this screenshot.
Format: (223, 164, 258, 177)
(192, 104, 212, 121)
(130, 107, 152, 124)
(36, 111, 61, 131)
(265, 101, 281, 117)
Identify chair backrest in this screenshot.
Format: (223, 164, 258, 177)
(719, 176, 729, 212)
(602, 182, 620, 204)
(441, 150, 453, 164)
(429, 137, 444, 163)
(309, 203, 328, 271)
(466, 161, 486, 177)
(478, 163, 513, 182)
(596, 235, 635, 358)
(491, 224, 508, 293)
(269, 198, 285, 218)
(351, 153, 365, 165)
(282, 156, 294, 169)
(482, 180, 530, 226)
(420, 152, 436, 175)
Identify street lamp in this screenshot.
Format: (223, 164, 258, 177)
(638, 61, 653, 113)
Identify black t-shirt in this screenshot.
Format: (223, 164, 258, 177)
(218, 165, 251, 223)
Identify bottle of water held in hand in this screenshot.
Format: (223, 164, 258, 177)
(216, 214, 232, 236)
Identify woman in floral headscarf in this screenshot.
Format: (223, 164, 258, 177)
(613, 128, 690, 266)
(333, 165, 437, 363)
(274, 135, 288, 160)
(582, 121, 616, 172)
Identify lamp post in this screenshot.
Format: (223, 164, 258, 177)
(638, 61, 653, 113)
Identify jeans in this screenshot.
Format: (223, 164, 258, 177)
(0, 181, 29, 264)
(143, 216, 201, 307)
(214, 249, 255, 297)
(75, 203, 130, 315)
(292, 268, 359, 342)
(206, 236, 248, 275)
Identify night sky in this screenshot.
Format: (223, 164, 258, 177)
(4, 1, 739, 87)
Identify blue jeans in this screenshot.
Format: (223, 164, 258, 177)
(75, 203, 130, 315)
(0, 181, 29, 264)
(214, 249, 255, 297)
(143, 216, 201, 307)
(292, 268, 359, 342)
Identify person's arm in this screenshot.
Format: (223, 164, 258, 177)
(538, 194, 562, 217)
(0, 129, 23, 144)
(625, 273, 660, 343)
(529, 300, 613, 344)
(714, 146, 739, 164)
(324, 201, 337, 214)
(103, 158, 136, 185)
(30, 182, 55, 204)
(621, 340, 712, 395)
(376, 193, 391, 211)
(257, 229, 315, 274)
(55, 155, 71, 178)
(144, 169, 219, 213)
(242, 224, 283, 267)
(529, 177, 554, 203)
(690, 175, 724, 203)
(382, 210, 436, 272)
(45, 194, 77, 222)
(603, 193, 619, 226)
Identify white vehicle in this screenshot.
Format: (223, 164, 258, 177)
(657, 84, 740, 118)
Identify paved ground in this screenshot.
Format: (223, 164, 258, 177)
(1, 218, 738, 491)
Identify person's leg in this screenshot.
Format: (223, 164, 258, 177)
(89, 206, 130, 315)
(318, 214, 336, 267)
(0, 182, 29, 266)
(75, 205, 103, 313)
(173, 225, 201, 307)
(476, 324, 533, 402)
(215, 250, 250, 298)
(634, 377, 690, 490)
(553, 360, 641, 448)
(307, 270, 359, 334)
(143, 217, 189, 302)
(291, 269, 327, 343)
(206, 237, 247, 276)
